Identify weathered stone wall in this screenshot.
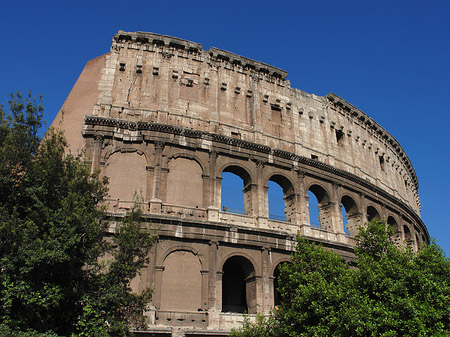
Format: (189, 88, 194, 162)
(51, 31, 428, 336)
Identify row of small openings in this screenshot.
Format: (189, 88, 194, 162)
(118, 63, 159, 75)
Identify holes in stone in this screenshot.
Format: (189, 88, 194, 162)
(335, 129, 344, 145)
(119, 63, 125, 71)
(153, 39, 164, 47)
(231, 131, 241, 139)
(379, 155, 385, 171)
(136, 65, 142, 74)
(311, 154, 318, 160)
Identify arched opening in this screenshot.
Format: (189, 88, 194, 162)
(267, 175, 295, 222)
(221, 166, 252, 215)
(387, 216, 401, 245)
(273, 262, 289, 307)
(341, 195, 359, 236)
(404, 225, 413, 248)
(222, 256, 256, 313)
(307, 185, 331, 230)
(367, 206, 380, 222)
(416, 234, 421, 249)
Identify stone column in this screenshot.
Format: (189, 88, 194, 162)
(359, 193, 367, 225)
(296, 170, 308, 226)
(201, 270, 209, 310)
(153, 265, 165, 310)
(255, 160, 268, 228)
(150, 141, 164, 213)
(207, 151, 220, 221)
(91, 135, 104, 173)
(208, 241, 219, 310)
(260, 247, 271, 313)
(331, 183, 345, 234)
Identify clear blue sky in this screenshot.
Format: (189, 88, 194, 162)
(1, 0, 449, 253)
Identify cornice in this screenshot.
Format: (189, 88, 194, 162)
(83, 115, 426, 237)
(326, 93, 418, 192)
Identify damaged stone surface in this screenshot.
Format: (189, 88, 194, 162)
(51, 31, 428, 336)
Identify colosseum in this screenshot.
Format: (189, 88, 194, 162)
(51, 31, 429, 336)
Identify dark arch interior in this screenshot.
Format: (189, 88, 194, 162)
(367, 206, 380, 222)
(273, 262, 289, 307)
(387, 216, 398, 229)
(404, 225, 412, 240)
(341, 195, 358, 214)
(222, 256, 255, 313)
(308, 184, 329, 204)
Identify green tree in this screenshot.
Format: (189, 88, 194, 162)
(231, 219, 450, 337)
(0, 92, 156, 336)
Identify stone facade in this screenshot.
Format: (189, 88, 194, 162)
(51, 31, 429, 337)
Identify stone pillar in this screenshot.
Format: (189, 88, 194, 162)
(331, 183, 345, 234)
(296, 171, 308, 226)
(359, 193, 367, 225)
(201, 270, 209, 310)
(153, 265, 165, 310)
(255, 160, 268, 228)
(304, 194, 311, 226)
(346, 212, 363, 237)
(209, 151, 218, 207)
(208, 241, 219, 310)
(318, 202, 335, 232)
(202, 174, 210, 209)
(207, 151, 220, 221)
(381, 203, 387, 220)
(260, 247, 271, 313)
(150, 141, 164, 213)
(91, 135, 103, 173)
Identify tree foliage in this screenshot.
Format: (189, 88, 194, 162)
(0, 92, 156, 336)
(231, 219, 450, 337)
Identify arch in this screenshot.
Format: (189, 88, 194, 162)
(403, 225, 413, 248)
(221, 164, 253, 215)
(307, 184, 331, 230)
(341, 195, 360, 237)
(219, 251, 259, 275)
(104, 151, 148, 201)
(160, 249, 202, 311)
(167, 152, 208, 176)
(158, 245, 204, 269)
(103, 146, 150, 166)
(222, 255, 256, 313)
(166, 157, 203, 207)
(415, 234, 422, 249)
(267, 174, 296, 222)
(387, 216, 401, 245)
(367, 205, 381, 222)
(220, 164, 253, 186)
